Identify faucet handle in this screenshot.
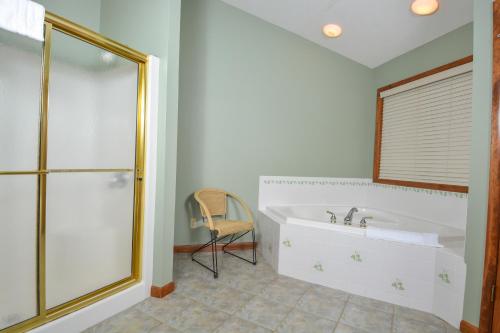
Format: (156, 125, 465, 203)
(360, 216, 373, 228)
(326, 211, 336, 224)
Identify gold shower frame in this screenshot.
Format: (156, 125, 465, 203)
(2, 12, 148, 333)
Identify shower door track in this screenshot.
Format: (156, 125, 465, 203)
(2, 12, 148, 333)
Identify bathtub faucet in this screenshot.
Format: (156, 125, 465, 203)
(326, 211, 336, 224)
(344, 207, 358, 225)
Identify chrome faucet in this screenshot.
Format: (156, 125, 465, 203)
(344, 207, 358, 225)
(326, 211, 336, 224)
(360, 216, 372, 228)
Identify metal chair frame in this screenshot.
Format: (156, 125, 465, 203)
(191, 229, 256, 278)
(191, 189, 257, 278)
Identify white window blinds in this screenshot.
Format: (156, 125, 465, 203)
(378, 66, 472, 188)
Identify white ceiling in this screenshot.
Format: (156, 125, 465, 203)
(219, 0, 473, 68)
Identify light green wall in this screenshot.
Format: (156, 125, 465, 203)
(100, 0, 181, 286)
(175, 0, 374, 245)
(36, 0, 101, 31)
(373, 23, 473, 87)
(463, 1, 493, 326)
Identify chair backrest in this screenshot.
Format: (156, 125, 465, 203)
(195, 188, 227, 218)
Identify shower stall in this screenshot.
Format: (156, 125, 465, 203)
(0, 12, 153, 332)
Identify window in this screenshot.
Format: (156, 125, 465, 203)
(373, 56, 473, 193)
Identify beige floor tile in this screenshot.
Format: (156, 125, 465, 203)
(214, 317, 272, 333)
(275, 275, 314, 290)
(333, 322, 370, 333)
(275, 309, 337, 333)
(148, 323, 181, 333)
(194, 284, 254, 314)
(85, 251, 458, 333)
(236, 296, 292, 330)
(311, 284, 350, 301)
(84, 308, 161, 333)
(217, 269, 276, 295)
(258, 278, 310, 306)
(174, 275, 219, 299)
(340, 303, 393, 333)
(297, 288, 347, 321)
(348, 294, 395, 314)
(133, 294, 194, 322)
(393, 316, 446, 333)
(395, 306, 446, 328)
(163, 300, 229, 333)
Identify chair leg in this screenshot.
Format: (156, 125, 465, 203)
(222, 230, 257, 265)
(212, 231, 218, 278)
(252, 229, 257, 265)
(191, 230, 225, 279)
(191, 230, 257, 277)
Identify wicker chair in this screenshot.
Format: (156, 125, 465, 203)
(192, 188, 256, 278)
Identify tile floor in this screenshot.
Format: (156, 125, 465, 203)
(84, 250, 461, 333)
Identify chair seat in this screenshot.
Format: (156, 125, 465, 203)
(211, 220, 254, 237)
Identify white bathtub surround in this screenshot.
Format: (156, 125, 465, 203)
(366, 226, 442, 247)
(257, 176, 467, 328)
(0, 0, 45, 41)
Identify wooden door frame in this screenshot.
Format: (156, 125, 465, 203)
(479, 2, 500, 333)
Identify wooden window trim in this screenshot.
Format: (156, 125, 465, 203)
(373, 55, 474, 194)
(479, 3, 500, 333)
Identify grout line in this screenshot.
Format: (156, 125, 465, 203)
(272, 299, 296, 332)
(231, 294, 276, 332)
(332, 293, 352, 333)
(331, 298, 349, 333)
(391, 308, 396, 333)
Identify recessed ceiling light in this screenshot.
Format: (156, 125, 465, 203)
(411, 0, 439, 16)
(322, 24, 342, 38)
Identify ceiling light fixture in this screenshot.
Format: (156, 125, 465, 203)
(411, 0, 439, 16)
(322, 24, 342, 38)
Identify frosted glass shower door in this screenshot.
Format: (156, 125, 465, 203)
(45, 30, 139, 309)
(0, 30, 42, 329)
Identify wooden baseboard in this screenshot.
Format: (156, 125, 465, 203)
(150, 281, 175, 298)
(174, 241, 257, 253)
(460, 320, 479, 333)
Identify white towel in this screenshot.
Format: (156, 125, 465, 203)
(366, 226, 443, 248)
(0, 0, 45, 41)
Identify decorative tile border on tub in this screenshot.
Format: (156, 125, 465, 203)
(261, 176, 467, 199)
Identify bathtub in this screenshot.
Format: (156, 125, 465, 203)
(266, 205, 465, 249)
(257, 176, 468, 328)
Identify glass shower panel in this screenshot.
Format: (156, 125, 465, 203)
(0, 29, 42, 171)
(0, 176, 38, 329)
(45, 30, 139, 309)
(47, 30, 138, 169)
(46, 172, 135, 308)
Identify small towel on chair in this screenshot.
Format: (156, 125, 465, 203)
(366, 226, 443, 247)
(0, 0, 45, 41)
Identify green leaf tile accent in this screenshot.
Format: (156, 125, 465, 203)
(350, 251, 362, 262)
(313, 263, 324, 272)
(263, 179, 467, 198)
(391, 279, 405, 291)
(438, 271, 451, 284)
(282, 239, 292, 248)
